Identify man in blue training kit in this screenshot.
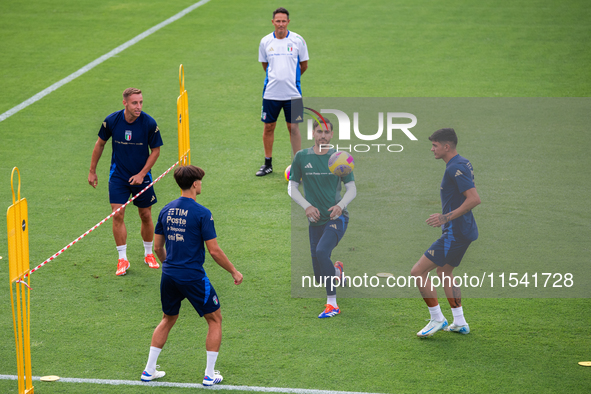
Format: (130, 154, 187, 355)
(289, 119, 357, 318)
(256, 7, 309, 176)
(89, 87, 163, 276)
(411, 128, 481, 337)
(141, 165, 243, 385)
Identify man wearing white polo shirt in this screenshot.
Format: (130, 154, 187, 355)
(256, 7, 309, 176)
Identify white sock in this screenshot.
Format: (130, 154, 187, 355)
(428, 305, 445, 322)
(327, 295, 338, 308)
(451, 306, 467, 326)
(205, 351, 218, 377)
(116, 245, 127, 260)
(143, 241, 153, 256)
(145, 346, 162, 374)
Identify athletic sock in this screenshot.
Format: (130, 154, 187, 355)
(145, 346, 162, 374)
(143, 241, 153, 256)
(327, 295, 338, 308)
(116, 245, 127, 260)
(451, 306, 467, 326)
(428, 305, 445, 322)
(265, 157, 272, 166)
(205, 351, 219, 378)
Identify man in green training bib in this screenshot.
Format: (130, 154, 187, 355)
(288, 119, 357, 318)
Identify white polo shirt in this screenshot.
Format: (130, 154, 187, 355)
(259, 31, 309, 101)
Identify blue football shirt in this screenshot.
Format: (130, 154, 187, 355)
(98, 109, 163, 182)
(440, 154, 479, 241)
(155, 197, 217, 282)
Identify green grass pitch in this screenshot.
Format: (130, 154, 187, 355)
(1, 0, 590, 393)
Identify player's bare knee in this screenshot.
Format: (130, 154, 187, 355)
(410, 263, 425, 278)
(264, 123, 276, 134)
(138, 208, 152, 223)
(437, 265, 454, 278)
(162, 313, 178, 326)
(287, 123, 300, 137)
(113, 210, 125, 223)
(205, 309, 222, 326)
(436, 266, 445, 278)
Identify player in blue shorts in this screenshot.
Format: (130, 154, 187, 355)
(140, 165, 243, 386)
(289, 119, 357, 318)
(411, 128, 481, 337)
(256, 7, 309, 176)
(88, 88, 163, 276)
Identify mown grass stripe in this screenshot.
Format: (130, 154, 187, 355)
(0, 0, 211, 123)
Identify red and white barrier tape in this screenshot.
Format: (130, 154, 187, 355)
(15, 279, 32, 289)
(24, 160, 180, 280)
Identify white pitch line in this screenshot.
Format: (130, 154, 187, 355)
(0, 0, 211, 123)
(0, 374, 385, 394)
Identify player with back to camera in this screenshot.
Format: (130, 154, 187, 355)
(140, 165, 243, 386)
(88, 87, 163, 276)
(411, 128, 481, 337)
(256, 7, 309, 176)
(289, 119, 356, 318)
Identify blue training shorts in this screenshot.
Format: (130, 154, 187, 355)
(108, 176, 157, 208)
(261, 98, 304, 124)
(424, 230, 472, 268)
(160, 273, 220, 317)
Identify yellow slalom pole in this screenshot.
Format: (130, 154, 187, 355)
(177, 64, 191, 167)
(7, 167, 34, 394)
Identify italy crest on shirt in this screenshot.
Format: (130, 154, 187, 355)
(287, 44, 293, 52)
(125, 130, 132, 141)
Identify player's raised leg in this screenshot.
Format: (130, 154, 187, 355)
(411, 255, 448, 337)
(111, 203, 130, 276)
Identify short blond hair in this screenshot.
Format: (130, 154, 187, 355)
(123, 87, 142, 100)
